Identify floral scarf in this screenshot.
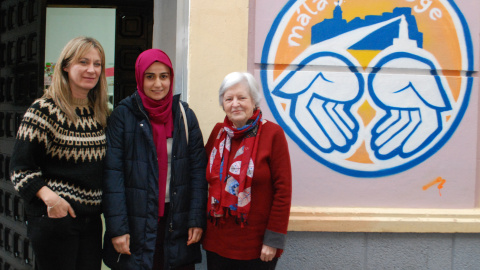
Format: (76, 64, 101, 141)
(207, 109, 263, 225)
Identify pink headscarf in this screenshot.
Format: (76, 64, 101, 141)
(135, 49, 174, 217)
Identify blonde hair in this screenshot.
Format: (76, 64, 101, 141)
(43, 36, 109, 127)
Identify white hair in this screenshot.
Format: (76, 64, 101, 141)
(218, 72, 262, 107)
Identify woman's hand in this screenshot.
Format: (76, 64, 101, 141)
(260, 244, 277, 262)
(112, 234, 131, 255)
(47, 197, 76, 218)
(37, 186, 76, 218)
(187, 227, 203, 246)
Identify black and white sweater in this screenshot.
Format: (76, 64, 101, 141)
(10, 97, 106, 217)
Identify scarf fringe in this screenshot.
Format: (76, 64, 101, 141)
(208, 207, 248, 228)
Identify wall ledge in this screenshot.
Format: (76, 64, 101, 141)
(288, 207, 480, 233)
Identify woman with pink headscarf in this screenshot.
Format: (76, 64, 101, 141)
(102, 49, 207, 270)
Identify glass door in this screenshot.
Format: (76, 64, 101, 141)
(45, 7, 116, 110)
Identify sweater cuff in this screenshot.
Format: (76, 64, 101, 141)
(263, 229, 287, 249)
(21, 179, 47, 204)
(11, 170, 47, 204)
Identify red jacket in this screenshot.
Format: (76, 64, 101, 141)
(202, 120, 292, 260)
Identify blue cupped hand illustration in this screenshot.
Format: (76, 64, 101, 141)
(368, 17, 452, 159)
(273, 50, 363, 153)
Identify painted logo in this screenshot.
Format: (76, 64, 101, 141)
(261, 0, 473, 177)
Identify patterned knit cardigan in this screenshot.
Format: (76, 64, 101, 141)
(9, 97, 106, 217)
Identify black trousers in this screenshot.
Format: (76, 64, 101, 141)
(206, 250, 278, 270)
(152, 203, 195, 270)
(27, 214, 102, 270)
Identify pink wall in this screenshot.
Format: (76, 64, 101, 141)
(251, 0, 480, 208)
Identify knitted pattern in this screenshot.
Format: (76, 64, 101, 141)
(10, 97, 106, 216)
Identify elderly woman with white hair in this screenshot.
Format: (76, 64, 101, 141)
(202, 72, 292, 269)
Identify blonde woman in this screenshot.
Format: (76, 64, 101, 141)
(10, 36, 109, 270)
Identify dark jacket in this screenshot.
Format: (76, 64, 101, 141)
(102, 92, 207, 269)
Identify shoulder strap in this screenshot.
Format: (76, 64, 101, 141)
(179, 101, 188, 144)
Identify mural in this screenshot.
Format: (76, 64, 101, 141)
(261, 0, 474, 177)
